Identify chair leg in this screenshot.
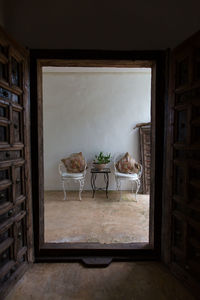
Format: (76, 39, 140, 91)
(131, 181, 134, 194)
(62, 180, 67, 200)
(135, 179, 140, 202)
(78, 179, 84, 201)
(115, 177, 122, 201)
(115, 177, 120, 190)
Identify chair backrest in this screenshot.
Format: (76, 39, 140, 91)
(137, 163, 143, 178)
(58, 161, 65, 176)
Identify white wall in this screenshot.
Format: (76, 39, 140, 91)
(43, 67, 151, 190)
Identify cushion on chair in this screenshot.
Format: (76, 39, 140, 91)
(115, 171, 138, 179)
(62, 172, 84, 178)
(61, 152, 86, 173)
(115, 152, 140, 174)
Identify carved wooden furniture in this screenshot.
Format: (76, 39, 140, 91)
(58, 162, 87, 201)
(164, 31, 200, 294)
(139, 125, 151, 194)
(0, 28, 31, 298)
(114, 154, 142, 201)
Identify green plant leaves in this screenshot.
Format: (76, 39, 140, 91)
(94, 152, 111, 164)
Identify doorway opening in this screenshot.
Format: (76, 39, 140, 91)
(43, 66, 151, 245)
(30, 51, 165, 261)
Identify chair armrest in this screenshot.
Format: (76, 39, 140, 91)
(138, 163, 143, 178)
(113, 154, 119, 173)
(58, 163, 64, 176)
(83, 162, 87, 176)
(113, 161, 117, 173)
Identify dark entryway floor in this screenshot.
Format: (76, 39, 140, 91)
(5, 262, 194, 300)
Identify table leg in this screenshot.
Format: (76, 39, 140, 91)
(91, 173, 96, 198)
(104, 173, 109, 198)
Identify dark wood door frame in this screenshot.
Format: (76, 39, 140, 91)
(30, 50, 167, 263)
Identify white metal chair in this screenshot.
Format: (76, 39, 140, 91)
(58, 161, 87, 200)
(114, 154, 142, 201)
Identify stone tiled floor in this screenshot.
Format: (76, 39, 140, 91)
(44, 191, 149, 243)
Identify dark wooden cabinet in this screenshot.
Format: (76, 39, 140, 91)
(0, 27, 32, 298)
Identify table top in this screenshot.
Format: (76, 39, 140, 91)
(90, 168, 111, 173)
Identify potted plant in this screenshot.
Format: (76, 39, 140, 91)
(93, 152, 111, 170)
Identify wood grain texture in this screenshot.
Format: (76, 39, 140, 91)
(163, 31, 200, 296)
(0, 26, 32, 298)
(139, 126, 151, 194)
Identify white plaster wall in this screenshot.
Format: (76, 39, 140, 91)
(43, 67, 151, 190)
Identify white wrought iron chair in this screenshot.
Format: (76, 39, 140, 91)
(58, 161, 87, 201)
(114, 154, 142, 201)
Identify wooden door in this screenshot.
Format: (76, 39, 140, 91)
(164, 31, 200, 295)
(0, 27, 32, 298)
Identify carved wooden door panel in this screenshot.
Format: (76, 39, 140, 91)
(0, 28, 32, 298)
(165, 31, 200, 295)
